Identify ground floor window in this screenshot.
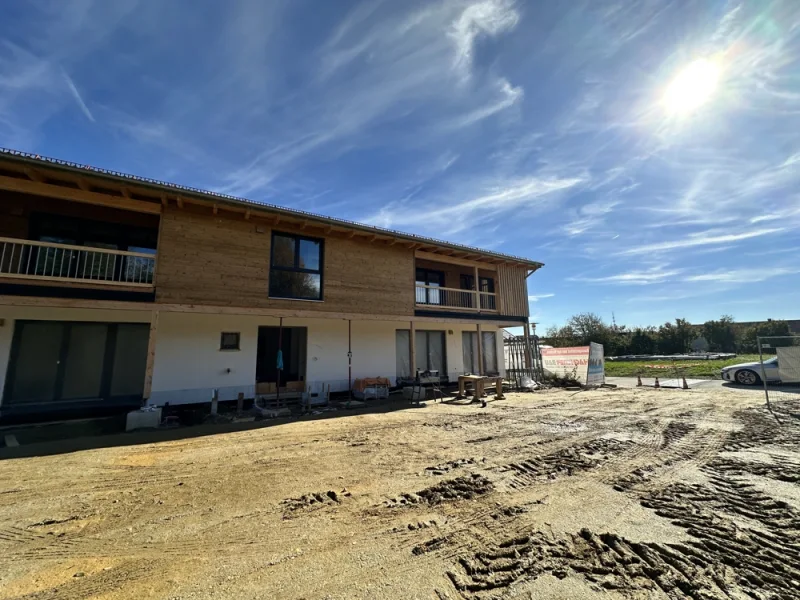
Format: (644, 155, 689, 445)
(395, 329, 447, 379)
(461, 330, 498, 375)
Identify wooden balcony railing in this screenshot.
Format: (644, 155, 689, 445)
(416, 284, 497, 312)
(0, 237, 156, 288)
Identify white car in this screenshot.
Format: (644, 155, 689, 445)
(721, 357, 780, 386)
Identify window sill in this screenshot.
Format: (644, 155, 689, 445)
(268, 296, 324, 303)
(219, 348, 241, 352)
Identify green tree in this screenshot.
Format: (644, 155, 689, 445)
(657, 319, 694, 354)
(740, 319, 791, 353)
(629, 327, 657, 355)
(702, 315, 737, 352)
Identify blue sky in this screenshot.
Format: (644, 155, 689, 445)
(1, 0, 799, 330)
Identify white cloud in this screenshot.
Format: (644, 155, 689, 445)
(450, 0, 519, 78)
(366, 174, 584, 233)
(686, 267, 800, 284)
(571, 267, 681, 285)
(61, 69, 94, 122)
(618, 228, 785, 255)
(528, 293, 555, 302)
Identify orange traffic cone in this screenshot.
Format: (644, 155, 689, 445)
(654, 377, 660, 389)
(636, 375, 642, 387)
(682, 377, 689, 390)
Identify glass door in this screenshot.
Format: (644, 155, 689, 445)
(3, 321, 148, 406)
(5, 322, 63, 404)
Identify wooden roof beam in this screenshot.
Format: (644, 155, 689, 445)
(77, 179, 91, 191)
(0, 174, 161, 215)
(120, 187, 131, 199)
(176, 196, 184, 209)
(244, 209, 251, 220)
(24, 168, 44, 182)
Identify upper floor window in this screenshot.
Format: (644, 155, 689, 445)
(269, 232, 323, 300)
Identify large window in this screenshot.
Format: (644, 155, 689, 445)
(269, 232, 323, 300)
(416, 268, 444, 305)
(462, 331, 498, 374)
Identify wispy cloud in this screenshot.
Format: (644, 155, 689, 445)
(571, 267, 682, 285)
(366, 174, 584, 234)
(450, 0, 519, 78)
(686, 267, 800, 284)
(61, 69, 94, 122)
(528, 293, 555, 302)
(618, 228, 785, 255)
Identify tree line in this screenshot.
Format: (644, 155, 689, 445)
(542, 313, 793, 356)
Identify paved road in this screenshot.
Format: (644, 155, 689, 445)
(605, 376, 799, 395)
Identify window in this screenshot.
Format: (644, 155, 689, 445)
(269, 232, 323, 300)
(479, 276, 496, 310)
(416, 268, 444, 305)
(461, 331, 498, 374)
(220, 332, 241, 351)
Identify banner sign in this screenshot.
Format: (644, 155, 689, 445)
(541, 344, 605, 385)
(777, 346, 800, 383)
(541, 346, 590, 382)
(587, 342, 605, 386)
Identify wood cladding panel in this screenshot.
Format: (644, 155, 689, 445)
(155, 205, 415, 316)
(497, 264, 529, 318)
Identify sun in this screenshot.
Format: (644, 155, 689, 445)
(663, 58, 721, 115)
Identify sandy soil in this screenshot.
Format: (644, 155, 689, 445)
(1, 387, 799, 600)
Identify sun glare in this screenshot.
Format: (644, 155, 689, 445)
(663, 58, 721, 115)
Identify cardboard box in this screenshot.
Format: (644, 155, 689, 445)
(285, 381, 305, 392)
(256, 382, 277, 395)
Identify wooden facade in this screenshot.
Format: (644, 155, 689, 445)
(155, 205, 416, 316)
(496, 264, 530, 318)
(0, 152, 542, 322)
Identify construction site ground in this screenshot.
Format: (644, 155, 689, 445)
(1, 386, 799, 599)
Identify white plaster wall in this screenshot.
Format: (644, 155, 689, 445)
(148, 312, 280, 406)
(149, 315, 404, 404)
(0, 306, 152, 405)
(0, 304, 506, 408)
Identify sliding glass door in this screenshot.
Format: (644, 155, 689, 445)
(3, 321, 149, 407)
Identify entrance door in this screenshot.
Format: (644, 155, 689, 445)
(256, 326, 307, 384)
(3, 321, 149, 408)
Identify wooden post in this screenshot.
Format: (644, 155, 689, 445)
(477, 323, 484, 376)
(523, 325, 532, 371)
(410, 321, 416, 379)
(142, 310, 159, 403)
(473, 265, 480, 311)
(237, 392, 244, 414)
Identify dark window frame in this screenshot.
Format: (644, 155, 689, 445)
(220, 331, 241, 351)
(415, 268, 445, 305)
(269, 231, 325, 301)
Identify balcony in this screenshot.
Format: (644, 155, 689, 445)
(0, 237, 156, 289)
(415, 284, 497, 312)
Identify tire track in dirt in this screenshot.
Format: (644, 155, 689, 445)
(442, 400, 800, 599)
(4, 560, 155, 600)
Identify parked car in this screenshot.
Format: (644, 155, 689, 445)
(720, 357, 780, 385)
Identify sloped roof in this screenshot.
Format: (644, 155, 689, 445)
(0, 147, 544, 269)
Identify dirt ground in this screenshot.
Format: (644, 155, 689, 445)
(1, 387, 799, 600)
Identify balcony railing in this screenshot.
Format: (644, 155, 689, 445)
(416, 284, 497, 312)
(0, 237, 156, 288)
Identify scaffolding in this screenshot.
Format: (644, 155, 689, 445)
(503, 325, 544, 389)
